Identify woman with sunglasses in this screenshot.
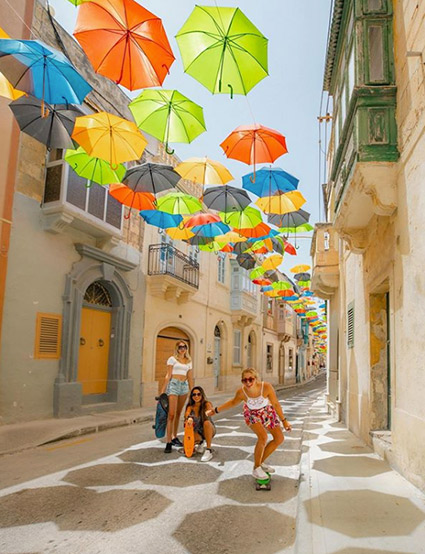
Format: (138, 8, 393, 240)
(206, 368, 291, 480)
(184, 386, 216, 462)
(161, 341, 194, 453)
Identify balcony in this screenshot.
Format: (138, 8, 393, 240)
(148, 244, 199, 303)
(310, 223, 339, 300)
(230, 260, 258, 326)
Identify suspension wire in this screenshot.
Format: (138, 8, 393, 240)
(3, 0, 35, 37)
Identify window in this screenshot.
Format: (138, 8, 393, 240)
(278, 304, 285, 320)
(368, 25, 385, 82)
(347, 302, 355, 348)
(189, 246, 199, 266)
(267, 299, 274, 316)
(241, 268, 256, 294)
(218, 253, 226, 284)
(288, 349, 293, 371)
(34, 313, 62, 359)
(44, 149, 122, 229)
(348, 44, 355, 97)
(266, 344, 273, 372)
(233, 329, 241, 364)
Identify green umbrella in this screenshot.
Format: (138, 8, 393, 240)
(176, 6, 268, 97)
(250, 266, 265, 280)
(65, 147, 126, 186)
(220, 206, 263, 229)
(279, 223, 314, 234)
(271, 281, 292, 290)
(129, 89, 206, 154)
(156, 191, 202, 215)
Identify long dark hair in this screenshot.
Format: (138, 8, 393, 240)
(186, 386, 209, 426)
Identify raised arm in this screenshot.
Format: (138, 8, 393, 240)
(265, 383, 292, 431)
(206, 389, 244, 417)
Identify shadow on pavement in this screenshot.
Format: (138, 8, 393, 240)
(305, 490, 425, 537)
(248, 449, 301, 466)
(319, 441, 370, 455)
(119, 447, 181, 463)
(333, 549, 415, 554)
(217, 474, 298, 504)
(173, 505, 295, 554)
(0, 486, 171, 532)
(324, 430, 353, 440)
(313, 455, 391, 478)
(213, 434, 257, 447)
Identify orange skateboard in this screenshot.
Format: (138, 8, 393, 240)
(184, 420, 195, 458)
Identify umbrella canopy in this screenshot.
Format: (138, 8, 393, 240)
(280, 223, 314, 234)
(262, 254, 283, 271)
(268, 208, 310, 228)
(166, 223, 195, 241)
(283, 240, 297, 256)
(156, 191, 202, 215)
(294, 272, 311, 281)
(236, 253, 256, 270)
(175, 157, 233, 185)
(139, 210, 182, 229)
(67, 0, 87, 5)
(123, 163, 180, 195)
(185, 213, 221, 227)
(129, 89, 205, 153)
(197, 240, 228, 252)
(238, 224, 278, 240)
(187, 236, 214, 246)
(10, 95, 83, 149)
(0, 39, 91, 105)
(232, 241, 252, 255)
(74, 0, 174, 90)
(242, 167, 299, 197)
(250, 267, 265, 280)
(256, 190, 306, 214)
(214, 231, 247, 244)
(291, 264, 311, 273)
(65, 147, 126, 185)
(203, 185, 251, 213)
(176, 5, 268, 96)
(0, 29, 25, 100)
(191, 221, 230, 238)
(109, 183, 155, 212)
(72, 112, 147, 166)
(221, 206, 263, 229)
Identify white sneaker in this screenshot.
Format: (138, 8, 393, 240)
(201, 448, 213, 462)
(195, 441, 206, 454)
(252, 466, 269, 480)
(261, 462, 275, 474)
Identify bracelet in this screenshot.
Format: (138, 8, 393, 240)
(214, 406, 219, 414)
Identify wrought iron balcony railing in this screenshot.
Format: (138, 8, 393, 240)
(148, 244, 199, 289)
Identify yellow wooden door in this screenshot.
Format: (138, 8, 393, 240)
(155, 327, 190, 393)
(78, 307, 111, 395)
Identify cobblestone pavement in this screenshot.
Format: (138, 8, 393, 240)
(0, 378, 324, 554)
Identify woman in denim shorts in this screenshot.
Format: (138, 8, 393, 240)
(161, 341, 193, 453)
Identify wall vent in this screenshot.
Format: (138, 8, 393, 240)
(35, 313, 62, 359)
(347, 302, 355, 348)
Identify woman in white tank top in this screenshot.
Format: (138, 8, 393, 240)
(206, 368, 292, 480)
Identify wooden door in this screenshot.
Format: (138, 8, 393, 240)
(155, 327, 190, 393)
(78, 307, 111, 395)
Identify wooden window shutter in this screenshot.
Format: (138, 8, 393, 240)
(347, 303, 355, 349)
(35, 313, 62, 359)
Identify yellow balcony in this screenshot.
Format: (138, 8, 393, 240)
(310, 223, 339, 300)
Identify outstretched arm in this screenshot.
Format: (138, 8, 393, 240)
(206, 389, 244, 417)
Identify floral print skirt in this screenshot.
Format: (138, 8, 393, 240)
(243, 403, 280, 429)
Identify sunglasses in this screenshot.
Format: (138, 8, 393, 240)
(241, 377, 255, 384)
(178, 345, 187, 349)
(192, 392, 202, 397)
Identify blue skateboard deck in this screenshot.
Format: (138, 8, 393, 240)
(153, 393, 169, 439)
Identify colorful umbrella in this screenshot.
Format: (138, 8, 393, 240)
(129, 89, 205, 154)
(187, 236, 214, 247)
(184, 213, 221, 227)
(0, 29, 25, 100)
(262, 254, 283, 271)
(65, 147, 126, 185)
(0, 39, 91, 107)
(236, 253, 257, 270)
(123, 163, 180, 195)
(294, 272, 311, 281)
(156, 191, 202, 215)
(139, 210, 182, 229)
(242, 167, 299, 197)
(268, 208, 310, 229)
(220, 124, 287, 179)
(250, 267, 265, 280)
(232, 241, 252, 255)
(221, 206, 263, 229)
(175, 157, 233, 185)
(255, 190, 306, 214)
(74, 0, 174, 90)
(191, 221, 230, 238)
(176, 6, 268, 97)
(279, 223, 314, 234)
(291, 264, 311, 273)
(72, 112, 147, 167)
(10, 95, 83, 150)
(238, 224, 278, 240)
(215, 231, 247, 244)
(166, 223, 195, 241)
(252, 278, 272, 286)
(203, 185, 250, 213)
(108, 183, 155, 216)
(197, 240, 227, 252)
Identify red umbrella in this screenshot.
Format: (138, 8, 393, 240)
(284, 240, 297, 255)
(74, 0, 175, 91)
(184, 213, 221, 228)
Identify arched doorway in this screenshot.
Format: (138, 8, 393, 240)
(213, 325, 221, 389)
(155, 327, 190, 393)
(247, 331, 256, 368)
(77, 281, 113, 396)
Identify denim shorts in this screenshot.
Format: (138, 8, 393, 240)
(167, 378, 189, 396)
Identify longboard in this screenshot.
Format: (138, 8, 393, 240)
(255, 473, 271, 491)
(153, 393, 169, 439)
(184, 421, 195, 458)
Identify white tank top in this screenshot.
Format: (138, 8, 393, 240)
(243, 381, 269, 410)
(167, 356, 192, 377)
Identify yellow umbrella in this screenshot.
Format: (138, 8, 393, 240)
(215, 231, 247, 244)
(166, 216, 195, 240)
(264, 290, 282, 298)
(290, 264, 311, 273)
(261, 254, 283, 271)
(72, 112, 147, 167)
(175, 156, 233, 185)
(255, 190, 306, 214)
(0, 29, 25, 100)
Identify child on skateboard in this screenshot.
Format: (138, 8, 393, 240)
(206, 368, 291, 480)
(185, 386, 216, 462)
(161, 341, 194, 453)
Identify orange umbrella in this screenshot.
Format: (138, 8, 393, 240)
(238, 223, 273, 239)
(220, 123, 288, 180)
(109, 183, 155, 218)
(74, 0, 175, 91)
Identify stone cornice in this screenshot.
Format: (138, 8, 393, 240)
(323, 0, 346, 91)
(75, 243, 138, 271)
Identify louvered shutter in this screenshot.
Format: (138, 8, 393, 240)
(347, 303, 354, 349)
(35, 313, 62, 359)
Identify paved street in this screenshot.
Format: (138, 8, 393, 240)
(0, 378, 324, 554)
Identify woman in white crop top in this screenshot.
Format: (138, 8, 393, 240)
(161, 340, 194, 453)
(206, 367, 291, 480)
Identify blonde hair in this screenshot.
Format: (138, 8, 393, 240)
(174, 340, 192, 362)
(241, 367, 259, 380)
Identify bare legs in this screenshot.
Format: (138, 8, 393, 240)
(250, 423, 284, 468)
(166, 393, 187, 443)
(203, 420, 215, 449)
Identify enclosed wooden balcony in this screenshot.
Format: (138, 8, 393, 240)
(311, 223, 339, 300)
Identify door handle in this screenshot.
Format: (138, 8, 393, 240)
(98, 339, 105, 347)
(80, 337, 86, 346)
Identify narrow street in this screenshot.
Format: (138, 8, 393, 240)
(0, 378, 324, 554)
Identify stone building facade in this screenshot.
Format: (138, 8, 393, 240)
(312, 0, 425, 491)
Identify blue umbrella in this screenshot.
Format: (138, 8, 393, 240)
(192, 221, 230, 238)
(0, 39, 91, 105)
(242, 167, 299, 197)
(139, 210, 183, 229)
